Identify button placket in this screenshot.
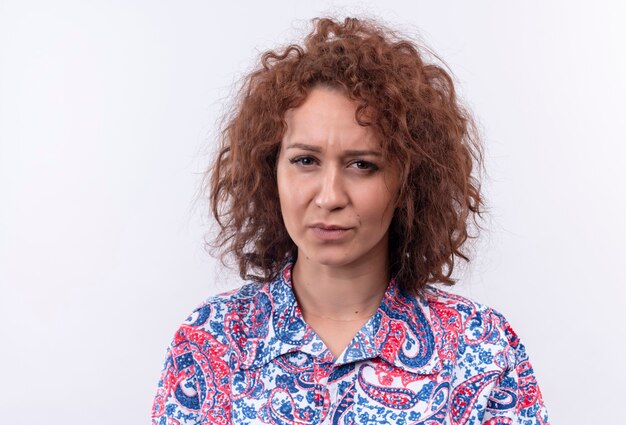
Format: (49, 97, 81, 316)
(312, 361, 333, 409)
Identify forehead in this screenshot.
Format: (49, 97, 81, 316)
(282, 87, 380, 151)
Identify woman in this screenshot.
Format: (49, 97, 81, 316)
(152, 17, 549, 424)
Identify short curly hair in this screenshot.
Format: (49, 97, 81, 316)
(205, 16, 484, 295)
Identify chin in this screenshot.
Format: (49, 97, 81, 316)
(299, 246, 362, 268)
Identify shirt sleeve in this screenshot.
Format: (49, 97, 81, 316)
(482, 316, 549, 425)
(151, 309, 232, 425)
(151, 327, 205, 425)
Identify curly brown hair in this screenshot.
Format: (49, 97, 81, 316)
(204, 16, 484, 295)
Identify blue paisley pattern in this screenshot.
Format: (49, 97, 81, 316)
(152, 258, 549, 424)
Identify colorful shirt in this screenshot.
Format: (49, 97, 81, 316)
(152, 258, 549, 424)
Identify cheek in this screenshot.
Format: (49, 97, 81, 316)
(357, 186, 397, 227)
(277, 166, 305, 220)
(276, 161, 290, 199)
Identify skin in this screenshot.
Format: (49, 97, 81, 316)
(276, 86, 401, 359)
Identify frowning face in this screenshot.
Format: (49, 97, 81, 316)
(276, 87, 400, 271)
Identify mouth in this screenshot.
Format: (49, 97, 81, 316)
(310, 223, 352, 231)
(309, 225, 353, 240)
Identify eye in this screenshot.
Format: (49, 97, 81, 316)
(351, 160, 379, 171)
(289, 156, 317, 167)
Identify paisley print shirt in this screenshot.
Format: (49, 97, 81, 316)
(152, 258, 549, 424)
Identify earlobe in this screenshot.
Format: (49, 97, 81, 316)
(393, 195, 401, 210)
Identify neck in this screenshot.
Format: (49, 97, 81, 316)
(291, 253, 390, 322)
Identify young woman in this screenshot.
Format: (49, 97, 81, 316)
(152, 17, 549, 425)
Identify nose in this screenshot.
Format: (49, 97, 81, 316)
(314, 165, 349, 211)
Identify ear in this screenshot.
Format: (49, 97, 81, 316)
(393, 192, 402, 210)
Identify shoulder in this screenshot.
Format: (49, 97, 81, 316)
(418, 290, 548, 422)
(176, 281, 271, 344)
(152, 282, 270, 418)
(424, 286, 513, 333)
(423, 286, 522, 371)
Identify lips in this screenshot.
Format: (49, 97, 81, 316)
(309, 223, 353, 241)
(310, 224, 351, 230)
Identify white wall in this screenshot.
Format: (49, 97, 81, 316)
(1, 1, 624, 423)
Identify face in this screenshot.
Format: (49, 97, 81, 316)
(276, 87, 400, 270)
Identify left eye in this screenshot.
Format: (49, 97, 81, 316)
(352, 161, 378, 171)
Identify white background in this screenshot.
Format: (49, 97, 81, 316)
(1, 1, 625, 424)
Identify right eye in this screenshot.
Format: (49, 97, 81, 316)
(289, 156, 317, 167)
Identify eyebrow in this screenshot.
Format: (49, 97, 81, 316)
(285, 143, 382, 156)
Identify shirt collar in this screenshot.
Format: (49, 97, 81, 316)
(237, 257, 441, 375)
